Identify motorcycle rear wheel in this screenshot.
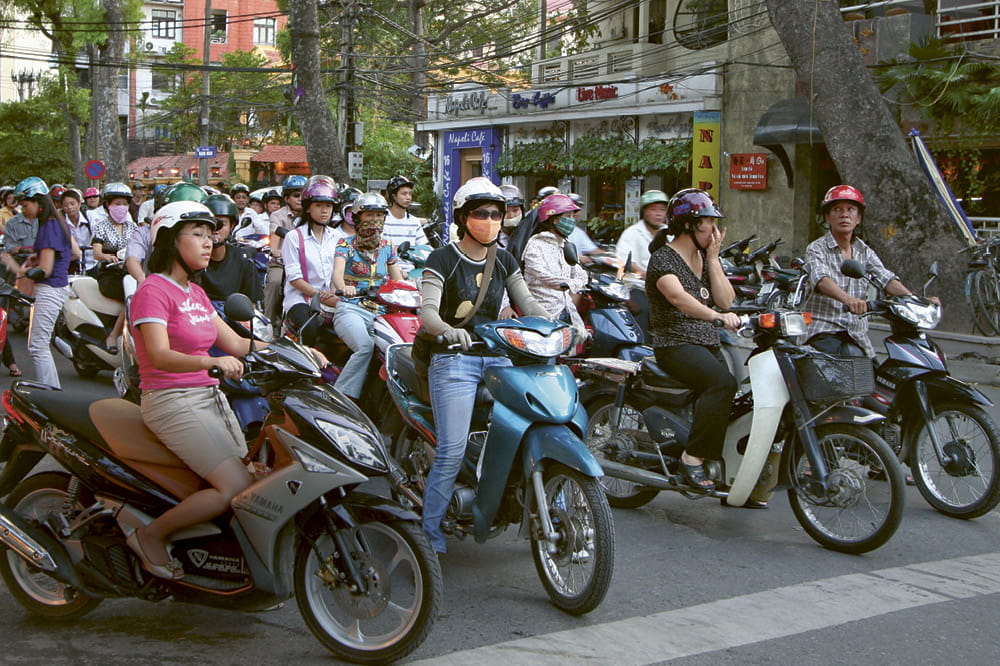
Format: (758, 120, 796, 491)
(907, 402, 1000, 519)
(787, 424, 905, 554)
(294, 519, 441, 664)
(0, 472, 102, 620)
(585, 396, 660, 508)
(530, 464, 615, 615)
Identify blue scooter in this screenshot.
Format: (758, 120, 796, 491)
(384, 317, 615, 615)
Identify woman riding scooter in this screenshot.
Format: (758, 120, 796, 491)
(127, 200, 263, 579)
(419, 177, 550, 553)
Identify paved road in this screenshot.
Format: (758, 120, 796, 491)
(1, 331, 999, 664)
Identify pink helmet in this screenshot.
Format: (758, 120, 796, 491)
(821, 185, 865, 213)
(83, 187, 100, 199)
(537, 193, 580, 223)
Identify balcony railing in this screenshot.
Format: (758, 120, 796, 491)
(938, 0, 1000, 41)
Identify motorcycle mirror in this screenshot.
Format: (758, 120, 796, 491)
(923, 261, 940, 296)
(397, 240, 411, 255)
(790, 257, 806, 269)
(840, 259, 866, 279)
(274, 226, 288, 239)
(224, 293, 255, 322)
(564, 241, 579, 267)
(25, 267, 46, 282)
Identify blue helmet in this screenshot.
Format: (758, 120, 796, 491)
(13, 176, 49, 202)
(282, 175, 307, 195)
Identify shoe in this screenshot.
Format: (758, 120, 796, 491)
(7, 366, 21, 377)
(126, 530, 183, 580)
(678, 459, 715, 492)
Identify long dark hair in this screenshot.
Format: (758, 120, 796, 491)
(32, 193, 71, 246)
(649, 227, 671, 254)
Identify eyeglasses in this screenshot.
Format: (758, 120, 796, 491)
(468, 208, 503, 221)
(178, 231, 213, 242)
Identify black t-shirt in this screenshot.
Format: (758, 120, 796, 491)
(424, 243, 520, 338)
(198, 245, 263, 303)
(646, 245, 719, 347)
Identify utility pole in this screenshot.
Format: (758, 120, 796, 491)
(337, 0, 357, 173)
(199, 0, 212, 186)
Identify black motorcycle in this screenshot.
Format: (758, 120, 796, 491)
(842, 259, 1000, 519)
(0, 294, 441, 663)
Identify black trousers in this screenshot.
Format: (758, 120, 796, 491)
(807, 332, 866, 358)
(654, 343, 737, 461)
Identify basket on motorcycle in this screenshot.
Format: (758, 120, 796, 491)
(794, 350, 874, 403)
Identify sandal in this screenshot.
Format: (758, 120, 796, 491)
(679, 459, 715, 492)
(7, 365, 21, 377)
(126, 530, 183, 580)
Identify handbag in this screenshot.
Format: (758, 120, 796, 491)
(412, 244, 497, 378)
(96, 263, 128, 302)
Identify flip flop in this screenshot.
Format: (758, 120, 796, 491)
(7, 366, 22, 377)
(679, 459, 715, 492)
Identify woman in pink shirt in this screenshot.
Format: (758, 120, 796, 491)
(126, 201, 260, 579)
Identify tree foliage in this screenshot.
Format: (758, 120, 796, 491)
(0, 76, 75, 183)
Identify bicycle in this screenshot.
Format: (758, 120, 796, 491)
(962, 237, 1000, 336)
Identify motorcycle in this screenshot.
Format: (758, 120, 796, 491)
(395, 241, 433, 282)
(577, 271, 649, 360)
(384, 317, 615, 614)
(842, 259, 1000, 518)
(579, 274, 905, 554)
(0, 280, 32, 363)
(0, 294, 441, 663)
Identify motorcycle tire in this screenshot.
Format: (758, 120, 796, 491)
(585, 396, 660, 509)
(786, 424, 905, 555)
(905, 401, 1000, 519)
(294, 519, 441, 664)
(530, 463, 615, 615)
(0, 472, 102, 620)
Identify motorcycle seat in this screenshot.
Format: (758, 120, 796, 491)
(89, 398, 206, 500)
(69, 275, 124, 317)
(18, 386, 108, 448)
(640, 359, 689, 390)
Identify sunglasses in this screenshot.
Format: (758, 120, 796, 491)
(468, 208, 503, 221)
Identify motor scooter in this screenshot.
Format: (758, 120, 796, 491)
(0, 294, 441, 663)
(384, 317, 615, 615)
(582, 272, 906, 554)
(842, 259, 1000, 518)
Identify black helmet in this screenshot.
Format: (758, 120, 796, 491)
(204, 194, 239, 224)
(229, 183, 250, 197)
(386, 175, 415, 204)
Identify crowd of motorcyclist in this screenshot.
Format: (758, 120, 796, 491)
(0, 169, 932, 571)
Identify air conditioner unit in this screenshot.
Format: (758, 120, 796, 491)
(144, 42, 154, 52)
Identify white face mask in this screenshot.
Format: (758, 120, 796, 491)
(503, 213, 522, 229)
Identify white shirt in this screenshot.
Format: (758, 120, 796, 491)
(568, 225, 598, 254)
(233, 211, 270, 244)
(382, 211, 427, 273)
(136, 199, 155, 225)
(616, 221, 657, 273)
(281, 224, 340, 313)
(66, 214, 96, 271)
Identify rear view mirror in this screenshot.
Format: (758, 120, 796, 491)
(564, 241, 579, 267)
(840, 259, 866, 279)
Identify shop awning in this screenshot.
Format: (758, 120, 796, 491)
(753, 98, 823, 187)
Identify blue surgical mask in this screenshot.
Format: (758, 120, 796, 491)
(554, 216, 576, 238)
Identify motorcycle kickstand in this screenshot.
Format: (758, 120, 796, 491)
(531, 470, 560, 554)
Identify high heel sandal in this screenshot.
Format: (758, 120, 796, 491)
(126, 530, 183, 580)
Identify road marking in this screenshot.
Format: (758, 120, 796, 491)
(415, 552, 1000, 664)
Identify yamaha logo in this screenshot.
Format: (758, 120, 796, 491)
(189, 549, 210, 568)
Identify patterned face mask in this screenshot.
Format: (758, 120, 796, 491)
(554, 215, 576, 238)
(355, 216, 383, 251)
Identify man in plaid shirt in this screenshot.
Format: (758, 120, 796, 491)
(801, 185, 914, 358)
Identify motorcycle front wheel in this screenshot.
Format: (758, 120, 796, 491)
(530, 464, 615, 615)
(294, 519, 441, 664)
(907, 401, 1000, 519)
(585, 396, 660, 508)
(787, 424, 905, 554)
(0, 472, 102, 620)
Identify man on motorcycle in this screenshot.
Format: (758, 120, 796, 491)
(383, 175, 428, 274)
(201, 194, 264, 305)
(801, 185, 916, 358)
(418, 177, 550, 553)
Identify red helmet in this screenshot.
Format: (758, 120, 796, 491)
(83, 187, 100, 199)
(821, 185, 865, 213)
(537, 193, 580, 223)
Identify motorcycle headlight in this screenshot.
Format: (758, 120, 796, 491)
(380, 288, 421, 308)
(595, 281, 630, 301)
(890, 300, 941, 329)
(497, 326, 573, 358)
(314, 419, 388, 472)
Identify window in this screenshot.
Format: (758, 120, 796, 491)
(151, 70, 172, 92)
(674, 0, 729, 50)
(118, 71, 129, 90)
(151, 9, 177, 39)
(570, 56, 600, 80)
(541, 63, 563, 83)
(254, 17, 277, 46)
(211, 10, 227, 44)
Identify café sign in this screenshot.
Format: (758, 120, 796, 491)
(444, 91, 491, 116)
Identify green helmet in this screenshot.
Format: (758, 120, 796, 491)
(155, 182, 207, 212)
(204, 193, 239, 223)
(639, 190, 670, 213)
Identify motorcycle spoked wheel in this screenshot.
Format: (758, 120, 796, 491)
(905, 401, 1000, 519)
(294, 519, 442, 664)
(0, 472, 103, 620)
(786, 424, 905, 554)
(530, 463, 615, 615)
(585, 396, 660, 509)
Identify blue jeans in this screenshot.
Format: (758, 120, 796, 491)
(28, 283, 70, 389)
(332, 301, 375, 399)
(422, 352, 511, 553)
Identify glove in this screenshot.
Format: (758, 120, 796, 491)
(572, 325, 591, 347)
(442, 327, 473, 351)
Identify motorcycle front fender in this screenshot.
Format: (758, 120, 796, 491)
(920, 374, 993, 408)
(336, 489, 421, 524)
(520, 424, 605, 480)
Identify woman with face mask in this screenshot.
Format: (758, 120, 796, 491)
(417, 177, 549, 553)
(522, 193, 589, 338)
(89, 182, 139, 351)
(328, 192, 403, 399)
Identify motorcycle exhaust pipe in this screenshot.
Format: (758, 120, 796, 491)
(0, 506, 58, 572)
(600, 460, 679, 491)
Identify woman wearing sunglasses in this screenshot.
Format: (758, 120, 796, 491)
(417, 177, 549, 553)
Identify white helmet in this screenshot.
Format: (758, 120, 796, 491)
(102, 181, 133, 201)
(453, 177, 506, 212)
(150, 201, 219, 244)
(352, 192, 388, 215)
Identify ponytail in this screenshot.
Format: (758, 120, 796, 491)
(649, 227, 671, 254)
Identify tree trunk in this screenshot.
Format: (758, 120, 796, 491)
(288, 0, 348, 180)
(765, 0, 971, 330)
(96, 0, 127, 182)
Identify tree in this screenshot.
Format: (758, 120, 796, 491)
(288, 0, 347, 179)
(94, 0, 129, 181)
(0, 77, 75, 183)
(765, 0, 970, 329)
